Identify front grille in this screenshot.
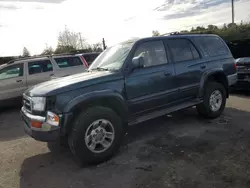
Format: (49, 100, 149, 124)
(23, 95, 32, 113)
(238, 73, 250, 80)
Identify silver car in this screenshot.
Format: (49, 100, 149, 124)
(0, 54, 88, 102)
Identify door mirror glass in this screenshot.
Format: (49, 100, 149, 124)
(132, 56, 144, 69)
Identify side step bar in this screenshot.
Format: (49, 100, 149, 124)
(128, 100, 202, 126)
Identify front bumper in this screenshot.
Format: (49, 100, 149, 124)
(20, 107, 60, 142)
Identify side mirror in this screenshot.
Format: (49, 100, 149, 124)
(132, 56, 144, 69)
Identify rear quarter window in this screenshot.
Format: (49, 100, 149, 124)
(83, 54, 100, 65)
(196, 36, 229, 57)
(54, 56, 82, 68)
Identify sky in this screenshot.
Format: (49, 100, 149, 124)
(0, 0, 250, 56)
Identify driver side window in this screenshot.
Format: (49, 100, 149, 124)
(133, 40, 168, 67)
(0, 64, 23, 80)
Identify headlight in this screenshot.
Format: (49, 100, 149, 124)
(31, 97, 46, 111)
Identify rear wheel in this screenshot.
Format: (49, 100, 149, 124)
(68, 106, 124, 166)
(197, 82, 226, 118)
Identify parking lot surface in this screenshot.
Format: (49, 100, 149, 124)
(1, 92, 250, 188)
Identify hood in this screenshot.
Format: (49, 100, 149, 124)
(25, 70, 122, 97)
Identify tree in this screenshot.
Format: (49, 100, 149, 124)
(22, 47, 30, 57)
(180, 30, 189, 33)
(91, 43, 103, 52)
(152, 30, 160, 36)
(55, 27, 105, 54)
(227, 23, 237, 28)
(41, 46, 54, 55)
(57, 27, 86, 50)
(207, 25, 218, 31)
(54, 45, 76, 54)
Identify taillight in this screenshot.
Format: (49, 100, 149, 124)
(80, 56, 88, 68)
(234, 63, 237, 69)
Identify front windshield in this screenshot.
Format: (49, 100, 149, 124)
(89, 42, 134, 71)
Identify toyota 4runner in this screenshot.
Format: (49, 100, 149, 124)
(21, 34, 237, 165)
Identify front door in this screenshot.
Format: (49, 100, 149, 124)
(0, 63, 27, 100)
(125, 40, 178, 115)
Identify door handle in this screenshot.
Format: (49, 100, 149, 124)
(50, 73, 54, 76)
(200, 65, 206, 69)
(16, 79, 22, 83)
(164, 71, 171, 76)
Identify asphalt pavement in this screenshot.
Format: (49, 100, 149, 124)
(0, 92, 250, 188)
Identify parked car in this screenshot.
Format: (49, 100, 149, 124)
(21, 34, 237, 165)
(80, 52, 101, 66)
(0, 54, 88, 103)
(233, 57, 250, 90)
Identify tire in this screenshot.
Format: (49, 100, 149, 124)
(196, 82, 226, 118)
(68, 106, 124, 166)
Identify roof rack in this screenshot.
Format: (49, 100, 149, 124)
(160, 31, 180, 36)
(6, 51, 102, 64)
(52, 52, 77, 56)
(160, 32, 204, 36)
(6, 55, 51, 64)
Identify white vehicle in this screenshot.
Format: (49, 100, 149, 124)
(0, 54, 88, 103)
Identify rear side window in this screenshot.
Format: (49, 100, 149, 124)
(54, 56, 82, 68)
(167, 39, 200, 62)
(196, 36, 229, 57)
(0, 64, 23, 80)
(28, 60, 53, 75)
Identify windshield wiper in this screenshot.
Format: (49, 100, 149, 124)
(96, 67, 109, 71)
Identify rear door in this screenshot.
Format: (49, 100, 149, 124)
(165, 38, 206, 100)
(52, 56, 87, 77)
(0, 63, 27, 100)
(27, 59, 54, 87)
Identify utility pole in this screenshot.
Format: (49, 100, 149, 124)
(79, 32, 84, 49)
(102, 38, 106, 50)
(232, 0, 235, 24)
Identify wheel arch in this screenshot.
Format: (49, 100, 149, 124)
(199, 69, 229, 98)
(62, 90, 128, 134)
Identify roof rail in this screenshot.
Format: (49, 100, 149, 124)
(6, 51, 102, 64)
(160, 32, 203, 36)
(52, 52, 76, 56)
(6, 55, 51, 64)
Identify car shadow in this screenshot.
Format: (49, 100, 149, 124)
(19, 107, 250, 188)
(0, 105, 26, 142)
(230, 90, 250, 99)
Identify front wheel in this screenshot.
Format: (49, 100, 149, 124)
(196, 82, 226, 118)
(68, 106, 124, 166)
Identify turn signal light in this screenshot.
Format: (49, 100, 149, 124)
(46, 111, 59, 126)
(31, 121, 42, 128)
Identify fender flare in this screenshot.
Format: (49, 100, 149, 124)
(198, 69, 228, 98)
(61, 90, 128, 134)
(64, 89, 127, 112)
